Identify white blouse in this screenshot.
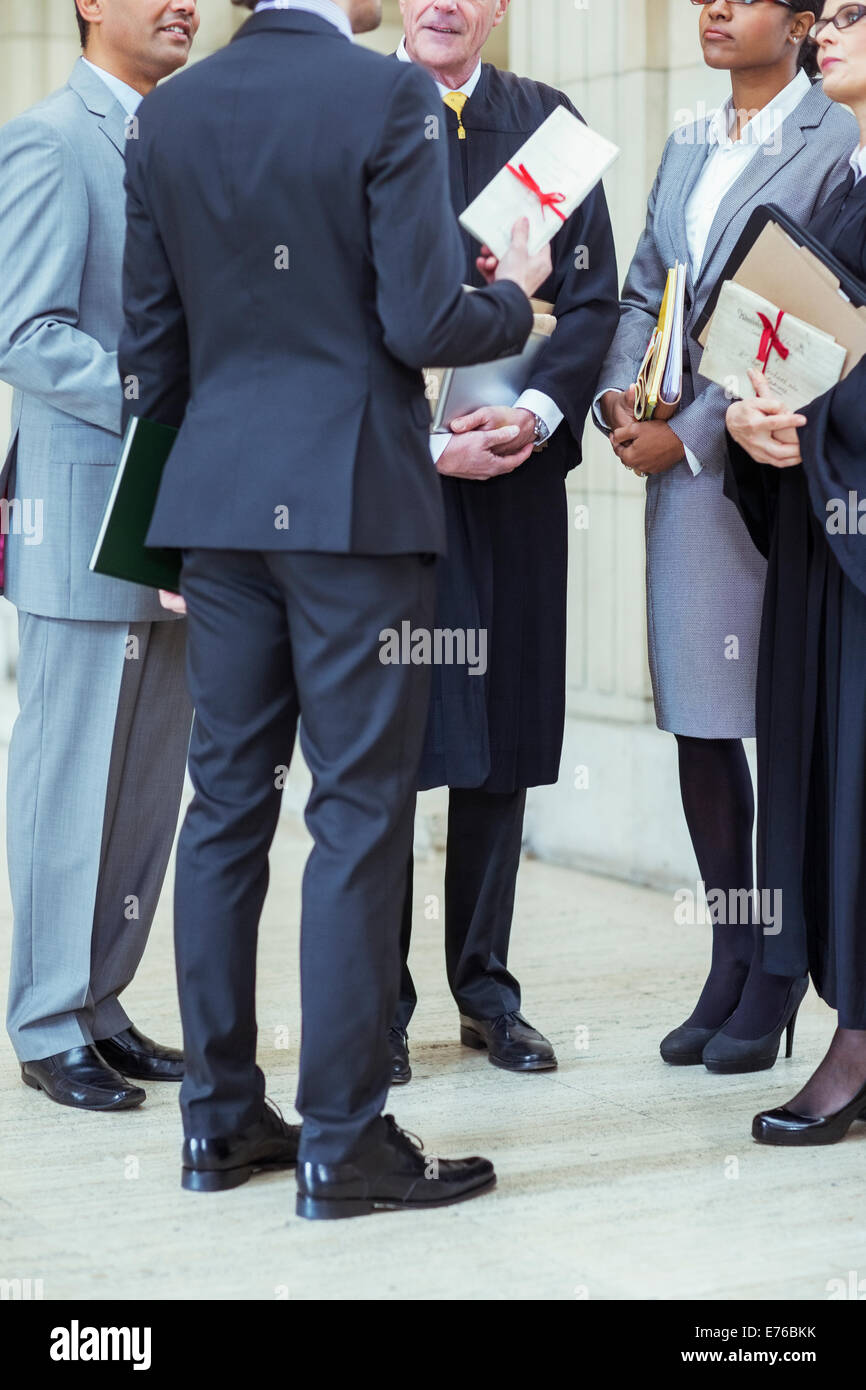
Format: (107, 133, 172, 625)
(684, 69, 811, 280)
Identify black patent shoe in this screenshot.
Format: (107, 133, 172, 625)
(753, 1080, 866, 1147)
(97, 1024, 183, 1081)
(459, 1011, 557, 1072)
(296, 1114, 495, 1221)
(388, 1026, 411, 1086)
(660, 1022, 726, 1067)
(21, 1045, 146, 1111)
(182, 1101, 300, 1192)
(703, 976, 810, 1075)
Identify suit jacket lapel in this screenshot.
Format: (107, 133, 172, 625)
(666, 133, 711, 301)
(694, 84, 830, 289)
(67, 57, 129, 161)
(98, 103, 130, 160)
(830, 176, 866, 241)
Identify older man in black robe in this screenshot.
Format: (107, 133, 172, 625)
(390, 0, 619, 1081)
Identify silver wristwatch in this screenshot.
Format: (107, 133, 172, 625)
(531, 414, 551, 451)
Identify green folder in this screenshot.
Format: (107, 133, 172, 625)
(89, 415, 182, 592)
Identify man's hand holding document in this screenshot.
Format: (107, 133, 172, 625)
(425, 109, 619, 455)
(459, 106, 620, 259)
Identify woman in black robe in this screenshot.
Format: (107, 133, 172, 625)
(725, 0, 866, 1145)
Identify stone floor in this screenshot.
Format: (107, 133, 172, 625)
(0, 736, 863, 1302)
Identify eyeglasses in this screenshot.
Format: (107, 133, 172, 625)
(811, 5, 866, 39)
(689, 2, 794, 9)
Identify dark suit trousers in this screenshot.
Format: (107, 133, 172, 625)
(396, 787, 526, 1029)
(175, 548, 436, 1164)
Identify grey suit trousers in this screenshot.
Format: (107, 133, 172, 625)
(6, 612, 192, 1061)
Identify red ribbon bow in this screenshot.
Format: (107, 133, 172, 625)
(506, 162, 567, 224)
(756, 310, 789, 374)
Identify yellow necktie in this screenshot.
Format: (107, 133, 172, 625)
(443, 91, 468, 141)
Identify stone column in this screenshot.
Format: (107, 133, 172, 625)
(511, 0, 729, 886)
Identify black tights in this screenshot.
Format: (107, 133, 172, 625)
(676, 735, 798, 1037)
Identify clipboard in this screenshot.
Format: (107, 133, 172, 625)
(424, 296, 556, 432)
(693, 203, 866, 380)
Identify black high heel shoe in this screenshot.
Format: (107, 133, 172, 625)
(753, 1079, 866, 1147)
(660, 1020, 731, 1067)
(702, 975, 809, 1075)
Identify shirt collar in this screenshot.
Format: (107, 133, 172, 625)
(81, 58, 144, 116)
(253, 0, 354, 42)
(850, 145, 866, 184)
(396, 35, 482, 99)
(707, 68, 811, 151)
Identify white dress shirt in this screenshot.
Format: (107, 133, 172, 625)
(685, 69, 810, 280)
(849, 144, 866, 183)
(593, 70, 810, 479)
(82, 58, 144, 116)
(254, 0, 353, 42)
(397, 38, 563, 461)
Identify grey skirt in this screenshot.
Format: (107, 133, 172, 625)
(644, 457, 767, 738)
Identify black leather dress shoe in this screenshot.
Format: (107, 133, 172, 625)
(21, 1046, 146, 1111)
(296, 1114, 495, 1220)
(459, 1011, 557, 1072)
(753, 1080, 866, 1147)
(182, 1103, 301, 1192)
(96, 1025, 184, 1081)
(388, 1026, 411, 1086)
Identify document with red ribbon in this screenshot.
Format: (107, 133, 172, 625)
(698, 281, 847, 411)
(458, 106, 619, 260)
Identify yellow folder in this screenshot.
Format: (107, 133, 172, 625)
(634, 263, 685, 421)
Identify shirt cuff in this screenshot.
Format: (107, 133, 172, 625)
(683, 445, 703, 477)
(429, 432, 451, 465)
(514, 389, 564, 440)
(592, 388, 619, 435)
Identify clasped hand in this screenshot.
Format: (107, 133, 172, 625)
(437, 221, 550, 481)
(726, 369, 806, 468)
(437, 406, 537, 481)
(600, 385, 685, 477)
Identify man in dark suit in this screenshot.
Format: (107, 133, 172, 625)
(118, 0, 550, 1219)
(389, 0, 619, 1083)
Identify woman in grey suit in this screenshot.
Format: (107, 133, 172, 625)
(595, 0, 856, 1069)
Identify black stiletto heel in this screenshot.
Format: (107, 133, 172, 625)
(702, 976, 809, 1075)
(785, 1010, 798, 1060)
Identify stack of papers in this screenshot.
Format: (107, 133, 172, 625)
(634, 262, 686, 421)
(698, 281, 847, 410)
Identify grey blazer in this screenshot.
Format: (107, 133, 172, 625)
(595, 80, 856, 738)
(0, 59, 166, 622)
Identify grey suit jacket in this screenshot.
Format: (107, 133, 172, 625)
(595, 79, 857, 475)
(0, 59, 166, 621)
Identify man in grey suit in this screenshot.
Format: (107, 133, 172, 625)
(0, 0, 200, 1110)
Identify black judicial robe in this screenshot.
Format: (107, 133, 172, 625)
(725, 174, 866, 1028)
(415, 64, 619, 792)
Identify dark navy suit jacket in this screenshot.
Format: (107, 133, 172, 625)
(118, 8, 533, 555)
